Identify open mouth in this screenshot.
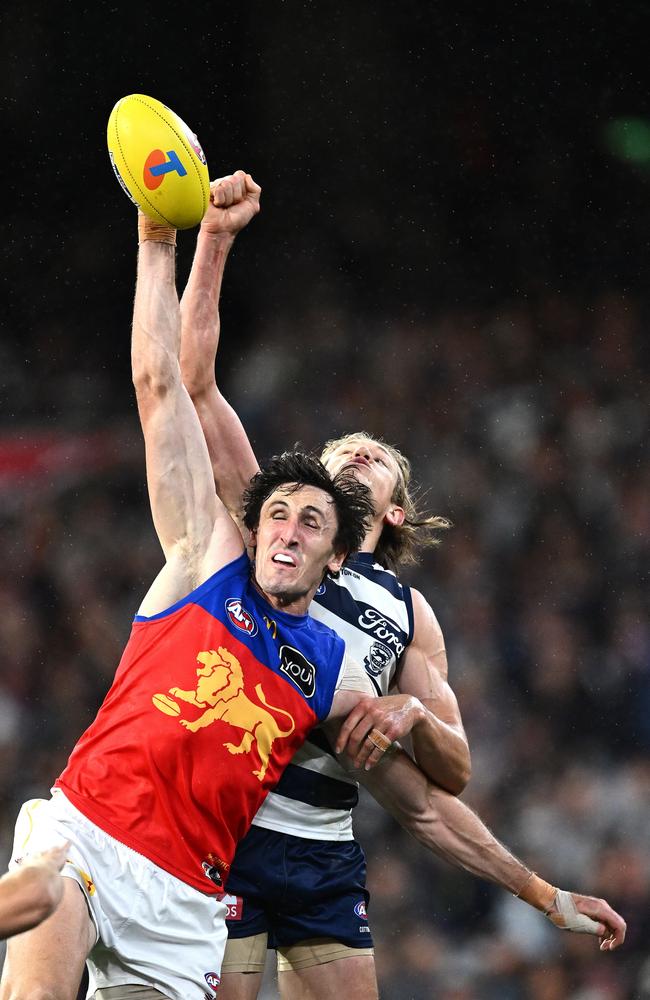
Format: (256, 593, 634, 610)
(272, 553, 296, 567)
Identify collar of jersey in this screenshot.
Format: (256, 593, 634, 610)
(344, 551, 376, 567)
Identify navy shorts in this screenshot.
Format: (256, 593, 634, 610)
(225, 825, 373, 950)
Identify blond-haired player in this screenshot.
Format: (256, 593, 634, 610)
(178, 172, 624, 1000)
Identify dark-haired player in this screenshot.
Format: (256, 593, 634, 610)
(1, 205, 626, 1000)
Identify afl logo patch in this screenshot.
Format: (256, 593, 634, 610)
(225, 598, 258, 636)
(205, 971, 221, 990)
(354, 900, 368, 919)
(279, 645, 316, 698)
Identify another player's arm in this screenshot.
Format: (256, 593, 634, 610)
(336, 588, 471, 794)
(328, 694, 625, 951)
(179, 172, 261, 533)
(0, 844, 68, 939)
(132, 222, 244, 615)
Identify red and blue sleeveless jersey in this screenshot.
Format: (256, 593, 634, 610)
(56, 553, 345, 894)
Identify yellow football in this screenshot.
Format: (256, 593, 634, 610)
(107, 94, 210, 229)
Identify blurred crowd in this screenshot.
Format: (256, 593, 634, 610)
(0, 285, 647, 998)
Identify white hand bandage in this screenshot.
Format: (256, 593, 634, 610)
(545, 889, 601, 934)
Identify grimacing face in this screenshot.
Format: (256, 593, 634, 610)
(322, 437, 401, 518)
(251, 484, 346, 611)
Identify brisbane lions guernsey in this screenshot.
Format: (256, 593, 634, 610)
(251, 551, 415, 840)
(56, 553, 346, 894)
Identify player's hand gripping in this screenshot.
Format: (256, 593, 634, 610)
(519, 874, 626, 951)
(336, 693, 425, 770)
(201, 170, 261, 239)
(545, 889, 626, 951)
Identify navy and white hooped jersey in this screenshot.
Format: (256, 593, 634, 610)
(251, 552, 415, 840)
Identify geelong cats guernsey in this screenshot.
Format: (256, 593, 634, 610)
(251, 552, 415, 840)
(56, 553, 345, 893)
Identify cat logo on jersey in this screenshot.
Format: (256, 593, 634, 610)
(152, 646, 295, 781)
(364, 641, 393, 678)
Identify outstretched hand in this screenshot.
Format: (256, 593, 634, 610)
(546, 889, 626, 951)
(201, 170, 261, 237)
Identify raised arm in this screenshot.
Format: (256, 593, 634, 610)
(133, 218, 244, 615)
(335, 587, 471, 794)
(179, 171, 261, 532)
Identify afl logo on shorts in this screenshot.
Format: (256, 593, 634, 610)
(354, 900, 368, 919)
(204, 971, 221, 992)
(225, 598, 258, 636)
(279, 645, 316, 697)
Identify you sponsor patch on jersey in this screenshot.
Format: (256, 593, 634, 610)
(225, 598, 258, 636)
(279, 645, 316, 697)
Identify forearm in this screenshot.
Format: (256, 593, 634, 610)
(132, 234, 182, 397)
(0, 867, 60, 938)
(358, 748, 537, 900)
(179, 226, 259, 520)
(179, 228, 234, 398)
(411, 711, 471, 795)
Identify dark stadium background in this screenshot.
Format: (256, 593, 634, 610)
(1, 3, 649, 997)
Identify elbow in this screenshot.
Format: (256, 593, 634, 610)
(448, 755, 472, 796)
(132, 355, 180, 404)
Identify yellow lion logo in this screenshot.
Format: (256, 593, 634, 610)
(152, 647, 295, 781)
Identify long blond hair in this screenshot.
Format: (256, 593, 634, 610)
(320, 432, 451, 572)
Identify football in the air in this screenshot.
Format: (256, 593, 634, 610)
(107, 94, 210, 229)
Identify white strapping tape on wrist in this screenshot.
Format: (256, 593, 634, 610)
(549, 890, 601, 934)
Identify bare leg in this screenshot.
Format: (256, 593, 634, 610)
(0, 879, 95, 1000)
(217, 972, 264, 1000)
(279, 955, 379, 1000)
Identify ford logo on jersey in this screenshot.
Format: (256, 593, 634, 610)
(225, 598, 258, 636)
(279, 645, 316, 697)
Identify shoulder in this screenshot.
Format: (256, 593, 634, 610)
(409, 587, 445, 649)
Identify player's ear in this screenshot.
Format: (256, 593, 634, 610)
(327, 548, 347, 575)
(384, 505, 405, 527)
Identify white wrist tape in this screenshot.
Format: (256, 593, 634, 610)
(546, 889, 600, 934)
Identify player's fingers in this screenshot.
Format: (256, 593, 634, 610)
(334, 711, 362, 753)
(356, 727, 393, 769)
(347, 720, 377, 762)
(335, 703, 373, 753)
(245, 173, 262, 196)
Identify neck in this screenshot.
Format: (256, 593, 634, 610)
(251, 576, 313, 616)
(358, 517, 384, 555)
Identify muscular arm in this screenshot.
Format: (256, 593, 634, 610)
(132, 223, 243, 615)
(335, 587, 471, 793)
(179, 172, 261, 533)
(328, 700, 625, 951)
(0, 845, 68, 939)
